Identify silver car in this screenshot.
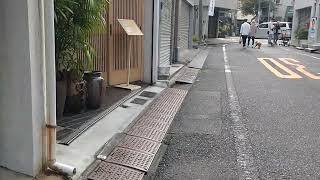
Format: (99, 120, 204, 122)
(255, 22, 292, 39)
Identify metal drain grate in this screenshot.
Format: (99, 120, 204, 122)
(106, 147, 154, 172)
(126, 127, 166, 142)
(138, 112, 174, 125)
(134, 119, 170, 132)
(88, 162, 145, 180)
(118, 135, 161, 154)
(131, 98, 148, 105)
(139, 91, 157, 98)
(176, 67, 200, 84)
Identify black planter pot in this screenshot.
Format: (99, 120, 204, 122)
(64, 95, 85, 114)
(64, 80, 86, 114)
(84, 71, 104, 109)
(56, 80, 67, 119)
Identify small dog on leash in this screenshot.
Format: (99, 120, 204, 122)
(255, 41, 262, 49)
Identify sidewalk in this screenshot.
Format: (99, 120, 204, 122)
(0, 47, 209, 180)
(78, 49, 209, 180)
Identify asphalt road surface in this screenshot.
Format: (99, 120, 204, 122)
(154, 40, 320, 180)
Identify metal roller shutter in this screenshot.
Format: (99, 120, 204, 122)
(159, 0, 173, 67)
(178, 0, 190, 50)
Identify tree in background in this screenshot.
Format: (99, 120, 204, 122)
(240, 0, 276, 22)
(240, 0, 257, 16)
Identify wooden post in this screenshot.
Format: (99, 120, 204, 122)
(127, 36, 132, 86)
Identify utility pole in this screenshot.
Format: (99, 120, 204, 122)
(268, 0, 271, 22)
(199, 0, 203, 38)
(257, 0, 261, 24)
(172, 0, 180, 63)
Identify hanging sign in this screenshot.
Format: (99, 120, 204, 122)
(208, 0, 215, 16)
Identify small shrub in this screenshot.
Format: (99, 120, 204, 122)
(295, 27, 308, 40)
(192, 35, 201, 43)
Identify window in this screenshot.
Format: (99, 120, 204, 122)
(259, 24, 268, 28)
(280, 23, 287, 28)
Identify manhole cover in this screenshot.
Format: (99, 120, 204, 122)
(131, 98, 148, 105)
(88, 162, 144, 180)
(118, 135, 161, 154)
(106, 147, 154, 172)
(176, 68, 200, 84)
(139, 91, 157, 98)
(126, 127, 166, 142)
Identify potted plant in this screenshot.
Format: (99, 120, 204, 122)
(54, 0, 107, 116)
(295, 27, 308, 47)
(192, 35, 201, 49)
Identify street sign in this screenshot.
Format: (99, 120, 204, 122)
(208, 0, 215, 16)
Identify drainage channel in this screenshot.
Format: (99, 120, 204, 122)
(81, 88, 188, 180)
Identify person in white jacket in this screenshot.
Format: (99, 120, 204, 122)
(240, 20, 251, 48)
(268, 21, 274, 46)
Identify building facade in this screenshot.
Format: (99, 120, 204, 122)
(291, 0, 320, 46)
(0, 0, 196, 178)
(273, 0, 294, 22)
(194, 0, 238, 38)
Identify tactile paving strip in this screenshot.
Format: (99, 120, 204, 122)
(126, 126, 166, 142)
(176, 67, 200, 84)
(106, 147, 154, 172)
(118, 135, 161, 154)
(88, 162, 144, 180)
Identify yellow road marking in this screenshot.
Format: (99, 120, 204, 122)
(279, 58, 320, 80)
(258, 58, 302, 79)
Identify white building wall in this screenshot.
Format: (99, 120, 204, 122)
(195, 0, 238, 10)
(0, 0, 44, 176)
(291, 0, 318, 46)
(274, 0, 294, 21)
(294, 0, 314, 10)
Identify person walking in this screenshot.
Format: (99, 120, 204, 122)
(248, 20, 258, 48)
(268, 21, 274, 46)
(273, 21, 281, 45)
(240, 20, 251, 48)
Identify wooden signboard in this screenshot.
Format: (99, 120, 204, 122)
(115, 19, 144, 90)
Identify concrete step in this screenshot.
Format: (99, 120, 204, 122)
(305, 48, 318, 53)
(301, 43, 308, 48)
(311, 44, 320, 50)
(296, 47, 305, 50)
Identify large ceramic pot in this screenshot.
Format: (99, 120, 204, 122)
(84, 71, 104, 109)
(56, 80, 67, 119)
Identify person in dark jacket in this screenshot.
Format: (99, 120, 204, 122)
(273, 21, 281, 45)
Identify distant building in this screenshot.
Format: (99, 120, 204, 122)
(291, 0, 320, 46)
(273, 0, 294, 22)
(194, 0, 238, 38)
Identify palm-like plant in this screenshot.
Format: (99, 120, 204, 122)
(54, 0, 108, 115)
(54, 0, 108, 80)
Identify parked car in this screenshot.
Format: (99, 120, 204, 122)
(255, 22, 292, 39)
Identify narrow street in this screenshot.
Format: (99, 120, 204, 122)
(154, 40, 320, 179)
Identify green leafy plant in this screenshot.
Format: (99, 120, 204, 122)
(192, 35, 201, 43)
(295, 27, 308, 40)
(240, 0, 276, 16)
(54, 0, 108, 81)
